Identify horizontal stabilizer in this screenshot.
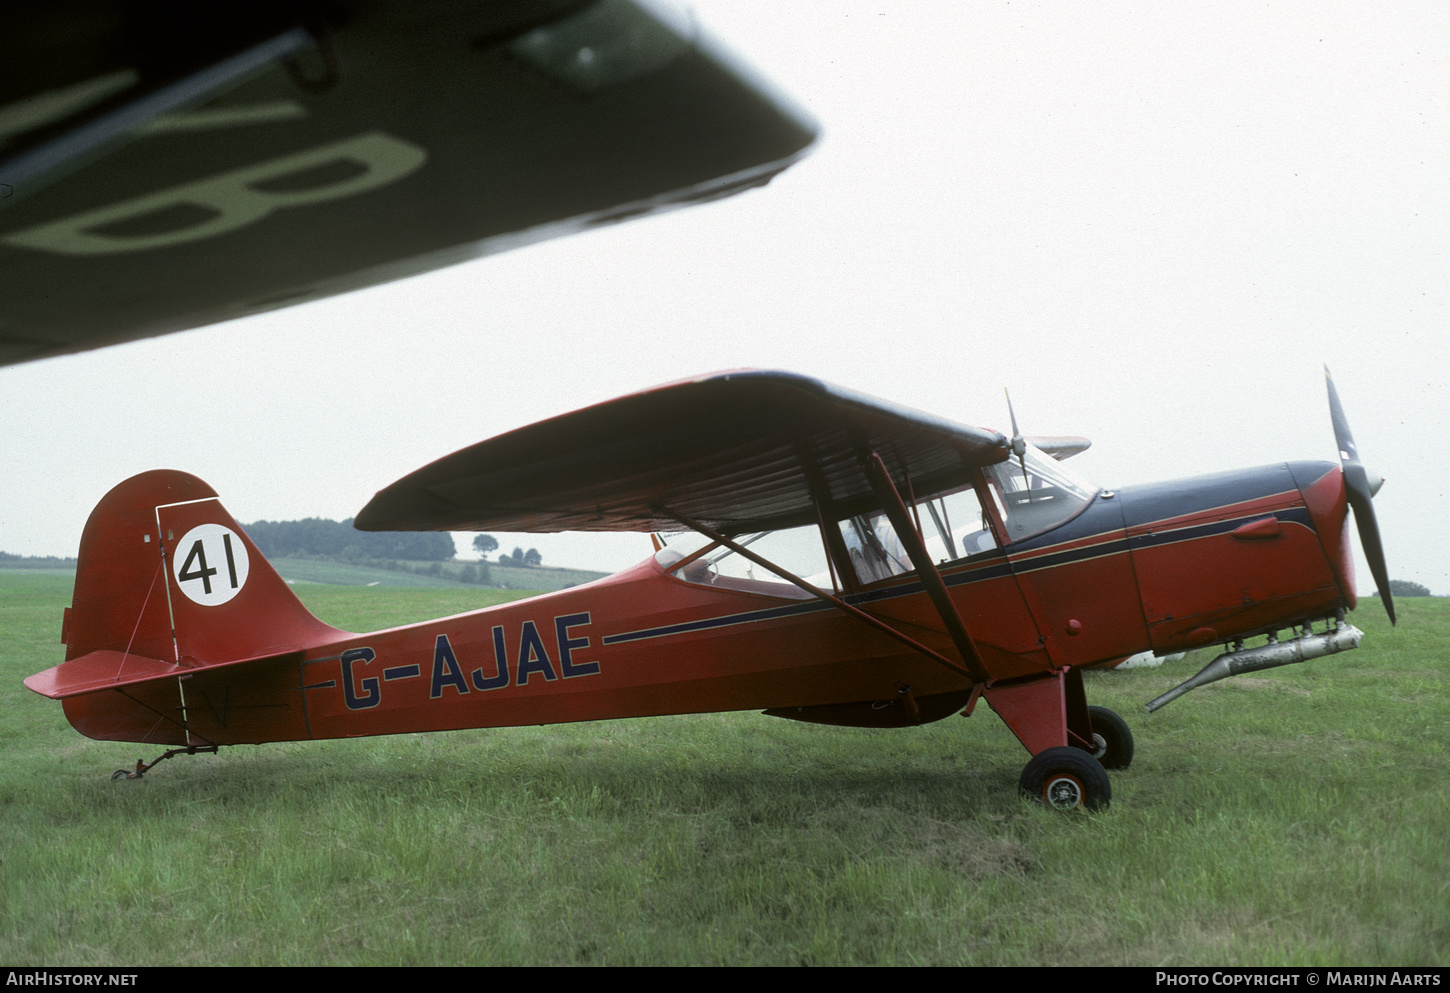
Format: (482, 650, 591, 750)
(26, 646, 300, 700)
(25, 650, 183, 700)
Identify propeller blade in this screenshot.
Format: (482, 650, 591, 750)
(1004, 388, 1029, 494)
(1325, 367, 1395, 624)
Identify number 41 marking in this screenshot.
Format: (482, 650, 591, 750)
(172, 524, 250, 606)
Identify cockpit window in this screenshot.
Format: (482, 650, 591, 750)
(981, 443, 1099, 542)
(839, 483, 1003, 583)
(838, 512, 912, 583)
(654, 446, 1096, 597)
(654, 524, 832, 598)
(915, 485, 999, 563)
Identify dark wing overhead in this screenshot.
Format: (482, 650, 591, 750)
(0, 1, 816, 366)
(355, 371, 1009, 535)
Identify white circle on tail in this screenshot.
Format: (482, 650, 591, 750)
(173, 523, 250, 606)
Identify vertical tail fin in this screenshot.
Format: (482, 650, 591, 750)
(67, 470, 346, 666)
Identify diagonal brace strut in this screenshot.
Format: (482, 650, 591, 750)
(858, 450, 991, 683)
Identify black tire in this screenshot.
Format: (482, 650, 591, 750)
(1019, 746, 1111, 811)
(1084, 705, 1134, 770)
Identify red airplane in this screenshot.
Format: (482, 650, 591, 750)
(24, 370, 1393, 810)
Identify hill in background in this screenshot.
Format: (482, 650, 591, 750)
(267, 556, 606, 592)
(239, 518, 606, 591)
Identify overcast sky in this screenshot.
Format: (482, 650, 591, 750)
(2, 1, 1446, 596)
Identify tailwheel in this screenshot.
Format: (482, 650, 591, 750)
(1020, 746, 1111, 811)
(1084, 705, 1134, 770)
(112, 758, 147, 781)
(109, 745, 218, 780)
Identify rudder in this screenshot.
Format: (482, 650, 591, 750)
(66, 470, 346, 666)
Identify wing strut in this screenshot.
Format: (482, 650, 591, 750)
(859, 451, 991, 683)
(659, 507, 977, 681)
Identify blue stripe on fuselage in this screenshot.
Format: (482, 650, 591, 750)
(1125, 505, 1315, 551)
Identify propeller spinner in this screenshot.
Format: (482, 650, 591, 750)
(1325, 366, 1395, 625)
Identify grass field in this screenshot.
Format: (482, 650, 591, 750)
(1, 571, 1446, 966)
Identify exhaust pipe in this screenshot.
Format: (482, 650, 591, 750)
(1145, 621, 1364, 712)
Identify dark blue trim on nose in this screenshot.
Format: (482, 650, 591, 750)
(1114, 461, 1335, 529)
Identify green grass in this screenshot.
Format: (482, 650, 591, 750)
(2, 572, 1446, 965)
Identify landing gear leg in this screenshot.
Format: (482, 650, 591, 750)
(982, 671, 1115, 810)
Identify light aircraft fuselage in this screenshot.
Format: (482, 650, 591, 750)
(26, 372, 1390, 811)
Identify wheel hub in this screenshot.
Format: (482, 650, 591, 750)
(1044, 774, 1084, 809)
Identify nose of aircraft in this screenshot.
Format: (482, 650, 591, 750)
(1118, 459, 1349, 655)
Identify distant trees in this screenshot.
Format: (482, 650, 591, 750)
(0, 551, 78, 568)
(498, 547, 542, 568)
(473, 534, 499, 558)
(243, 519, 456, 562)
(1386, 579, 1432, 598)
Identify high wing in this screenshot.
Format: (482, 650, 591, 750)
(0, 1, 816, 366)
(1025, 436, 1092, 461)
(355, 371, 1010, 535)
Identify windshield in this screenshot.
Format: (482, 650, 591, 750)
(980, 443, 1099, 542)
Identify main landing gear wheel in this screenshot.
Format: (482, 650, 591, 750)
(1084, 705, 1134, 770)
(1020, 746, 1111, 811)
